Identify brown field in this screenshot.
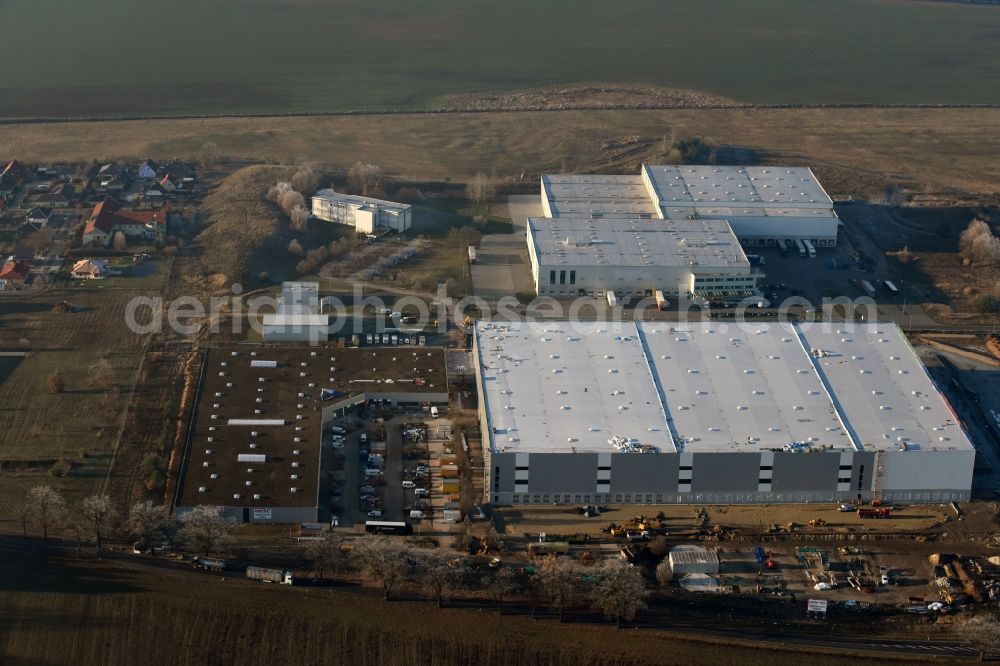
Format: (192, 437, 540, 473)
(3, 108, 1000, 197)
(0, 546, 953, 666)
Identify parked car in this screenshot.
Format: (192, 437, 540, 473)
(414, 488, 430, 498)
(367, 510, 382, 518)
(402, 480, 416, 489)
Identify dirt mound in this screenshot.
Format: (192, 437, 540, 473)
(437, 83, 739, 112)
(189, 165, 295, 290)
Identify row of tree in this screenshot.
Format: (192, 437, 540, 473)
(306, 533, 647, 626)
(9, 486, 227, 555)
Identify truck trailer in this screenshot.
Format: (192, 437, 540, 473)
(654, 290, 667, 311)
(192, 557, 227, 572)
(245, 565, 294, 585)
(861, 280, 877, 297)
(803, 239, 816, 258)
(468, 245, 477, 264)
(857, 508, 891, 519)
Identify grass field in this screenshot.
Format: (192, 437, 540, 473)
(2, 0, 1000, 118)
(4, 108, 1000, 198)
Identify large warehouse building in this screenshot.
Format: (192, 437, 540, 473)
(175, 346, 448, 523)
(312, 189, 412, 233)
(540, 165, 839, 248)
(474, 321, 974, 506)
(529, 165, 839, 297)
(528, 216, 760, 299)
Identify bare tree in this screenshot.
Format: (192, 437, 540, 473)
(536, 556, 581, 622)
(956, 613, 1000, 659)
(483, 567, 519, 615)
(197, 142, 221, 169)
(267, 181, 292, 203)
(290, 205, 311, 232)
(303, 534, 345, 581)
(348, 162, 383, 197)
(47, 370, 65, 395)
(416, 551, 465, 607)
(91, 358, 114, 391)
(80, 494, 117, 551)
(126, 500, 171, 548)
(960, 219, 992, 260)
(592, 560, 647, 627)
(972, 231, 1000, 265)
(111, 231, 127, 251)
(27, 485, 66, 540)
(291, 168, 319, 196)
(465, 172, 496, 207)
(655, 558, 673, 587)
(177, 505, 233, 554)
(353, 534, 409, 600)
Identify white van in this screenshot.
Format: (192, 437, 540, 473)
(401, 480, 416, 489)
(430, 406, 439, 418)
(409, 510, 425, 520)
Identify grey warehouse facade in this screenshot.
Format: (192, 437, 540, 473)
(474, 321, 974, 506)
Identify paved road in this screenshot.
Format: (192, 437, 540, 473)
(470, 196, 537, 302)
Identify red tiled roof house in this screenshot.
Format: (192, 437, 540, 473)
(83, 196, 166, 246)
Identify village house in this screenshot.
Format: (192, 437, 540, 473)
(136, 160, 159, 180)
(34, 183, 76, 208)
(0, 260, 30, 290)
(24, 207, 53, 230)
(70, 258, 112, 279)
(83, 196, 166, 246)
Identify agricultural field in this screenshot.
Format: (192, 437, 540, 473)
(0, 290, 156, 515)
(0, 547, 942, 666)
(2, 0, 1000, 118)
(4, 108, 1000, 198)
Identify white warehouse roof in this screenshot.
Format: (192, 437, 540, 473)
(528, 217, 749, 269)
(312, 189, 411, 216)
(475, 321, 972, 456)
(642, 165, 833, 209)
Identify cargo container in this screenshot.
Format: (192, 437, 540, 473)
(246, 566, 294, 585)
(606, 291, 617, 307)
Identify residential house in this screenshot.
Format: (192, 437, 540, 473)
(0, 260, 30, 290)
(34, 184, 76, 208)
(158, 174, 177, 193)
(71, 258, 111, 279)
(160, 160, 193, 182)
(11, 246, 35, 265)
(83, 196, 166, 246)
(24, 207, 52, 230)
(141, 184, 166, 204)
(136, 160, 159, 180)
(0, 160, 26, 187)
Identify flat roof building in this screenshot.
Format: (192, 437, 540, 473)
(262, 282, 330, 342)
(474, 321, 974, 505)
(535, 167, 840, 287)
(175, 346, 449, 523)
(527, 216, 760, 299)
(312, 189, 412, 233)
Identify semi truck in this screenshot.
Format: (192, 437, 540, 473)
(467, 245, 477, 264)
(746, 254, 765, 266)
(245, 565, 294, 585)
(861, 280, 877, 297)
(795, 239, 807, 257)
(654, 290, 667, 311)
(803, 239, 816, 258)
(606, 291, 617, 307)
(777, 239, 789, 256)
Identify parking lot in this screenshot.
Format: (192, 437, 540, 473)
(322, 412, 454, 530)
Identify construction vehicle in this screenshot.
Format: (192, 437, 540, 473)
(809, 517, 827, 527)
(857, 507, 891, 519)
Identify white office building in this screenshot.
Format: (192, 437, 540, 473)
(311, 189, 412, 233)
